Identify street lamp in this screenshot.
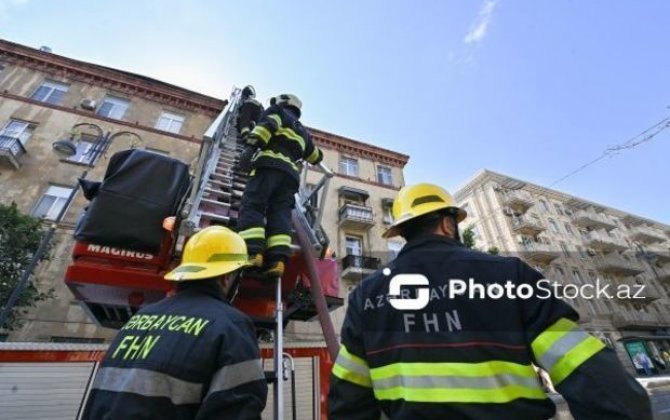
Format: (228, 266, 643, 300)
(0, 125, 142, 330)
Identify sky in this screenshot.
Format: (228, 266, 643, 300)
(1, 0, 668, 223)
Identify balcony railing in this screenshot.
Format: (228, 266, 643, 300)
(518, 242, 559, 265)
(0, 135, 27, 169)
(593, 253, 645, 277)
(571, 209, 616, 231)
(341, 254, 381, 281)
(583, 229, 628, 253)
(339, 203, 374, 230)
(630, 225, 667, 244)
(511, 215, 545, 235)
(502, 190, 534, 213)
(612, 312, 663, 329)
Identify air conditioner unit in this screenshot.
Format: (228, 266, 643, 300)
(80, 98, 96, 110)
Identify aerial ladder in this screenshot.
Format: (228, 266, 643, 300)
(63, 87, 342, 419)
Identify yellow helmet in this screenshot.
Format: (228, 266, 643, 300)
(382, 183, 467, 238)
(165, 226, 250, 281)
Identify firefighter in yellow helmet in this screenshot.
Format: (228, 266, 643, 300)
(329, 183, 650, 419)
(83, 226, 268, 420)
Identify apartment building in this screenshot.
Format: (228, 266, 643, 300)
(0, 39, 409, 344)
(455, 169, 670, 372)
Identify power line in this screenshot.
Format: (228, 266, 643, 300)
(549, 116, 670, 187)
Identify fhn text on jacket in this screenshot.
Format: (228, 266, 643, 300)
(328, 183, 652, 420)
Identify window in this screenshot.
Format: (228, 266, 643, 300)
(539, 199, 550, 211)
(382, 204, 393, 224)
(339, 157, 359, 177)
(65, 134, 103, 165)
(156, 111, 185, 134)
(555, 267, 566, 278)
(97, 95, 130, 120)
(305, 183, 319, 209)
(548, 219, 559, 233)
(559, 242, 570, 257)
(30, 80, 69, 105)
(32, 185, 73, 220)
(572, 269, 583, 283)
(345, 236, 362, 256)
(553, 203, 563, 215)
(576, 246, 588, 260)
(377, 165, 393, 185)
(0, 333, 7, 342)
(1, 119, 35, 146)
(564, 223, 573, 235)
(471, 226, 480, 239)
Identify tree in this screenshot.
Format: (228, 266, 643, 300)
(0, 203, 53, 330)
(462, 226, 476, 249)
(462, 226, 501, 255)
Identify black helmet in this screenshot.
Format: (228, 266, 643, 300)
(241, 85, 256, 100)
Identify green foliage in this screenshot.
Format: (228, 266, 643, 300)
(487, 246, 500, 255)
(0, 203, 53, 330)
(462, 226, 476, 249)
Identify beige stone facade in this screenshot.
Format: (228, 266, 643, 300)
(0, 39, 409, 343)
(455, 169, 670, 371)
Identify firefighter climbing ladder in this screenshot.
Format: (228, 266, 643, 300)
(177, 87, 339, 420)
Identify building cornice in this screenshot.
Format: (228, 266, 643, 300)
(0, 92, 201, 144)
(309, 127, 409, 168)
(0, 39, 224, 117)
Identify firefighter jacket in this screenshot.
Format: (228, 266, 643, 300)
(328, 235, 652, 420)
(82, 280, 267, 420)
(248, 105, 323, 183)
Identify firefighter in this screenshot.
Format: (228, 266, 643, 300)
(237, 93, 323, 277)
(235, 86, 264, 173)
(328, 183, 652, 419)
(82, 226, 267, 420)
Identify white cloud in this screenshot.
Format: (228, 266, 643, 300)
(464, 0, 498, 45)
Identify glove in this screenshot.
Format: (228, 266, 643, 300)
(235, 146, 256, 174)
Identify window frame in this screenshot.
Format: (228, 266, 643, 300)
(339, 156, 359, 177)
(0, 119, 36, 146)
(155, 111, 185, 134)
(97, 95, 130, 120)
(30, 79, 69, 105)
(31, 185, 74, 221)
(345, 235, 363, 256)
(376, 165, 393, 185)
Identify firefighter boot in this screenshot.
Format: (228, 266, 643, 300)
(263, 258, 286, 278)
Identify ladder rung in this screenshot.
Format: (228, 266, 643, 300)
(204, 187, 233, 198)
(201, 198, 232, 207)
(199, 212, 230, 223)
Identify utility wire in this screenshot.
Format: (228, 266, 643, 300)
(549, 116, 670, 187)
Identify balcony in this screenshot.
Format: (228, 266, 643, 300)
(593, 253, 645, 277)
(338, 203, 374, 231)
(0, 135, 27, 169)
(613, 280, 662, 303)
(501, 190, 534, 213)
(519, 242, 559, 265)
(630, 225, 667, 244)
(612, 312, 663, 330)
(511, 215, 545, 236)
(583, 230, 628, 253)
(644, 244, 670, 265)
(341, 254, 381, 282)
(571, 209, 617, 231)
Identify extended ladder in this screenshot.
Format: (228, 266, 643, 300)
(177, 87, 340, 420)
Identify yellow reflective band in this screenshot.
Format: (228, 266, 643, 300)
(370, 360, 537, 381)
(239, 227, 265, 240)
(257, 150, 298, 171)
(332, 345, 372, 388)
(252, 125, 272, 143)
(548, 336, 605, 385)
(369, 361, 545, 403)
(267, 234, 292, 248)
(306, 147, 320, 164)
(267, 114, 282, 128)
(373, 384, 546, 403)
(531, 317, 578, 359)
(276, 127, 305, 151)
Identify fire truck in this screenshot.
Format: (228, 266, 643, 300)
(0, 87, 343, 420)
